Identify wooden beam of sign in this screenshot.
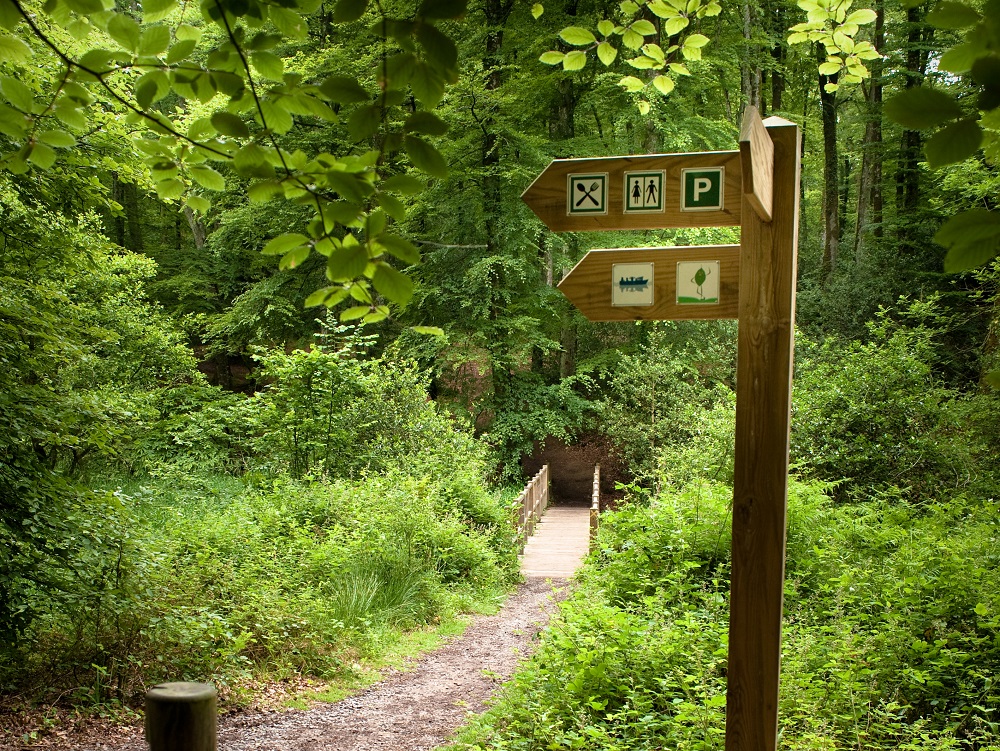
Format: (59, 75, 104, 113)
(522, 152, 743, 232)
(557, 245, 740, 322)
(739, 106, 775, 222)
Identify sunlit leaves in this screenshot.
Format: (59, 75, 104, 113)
(560, 26, 596, 45)
(563, 50, 586, 70)
(597, 42, 617, 65)
(0, 33, 31, 63)
(531, 2, 543, 19)
(788, 0, 880, 86)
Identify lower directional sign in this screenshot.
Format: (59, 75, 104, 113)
(558, 245, 740, 322)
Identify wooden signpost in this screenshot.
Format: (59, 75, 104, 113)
(523, 108, 801, 751)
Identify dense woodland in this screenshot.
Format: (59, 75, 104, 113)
(1, 0, 1000, 746)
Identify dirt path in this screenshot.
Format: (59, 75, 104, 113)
(30, 578, 566, 751)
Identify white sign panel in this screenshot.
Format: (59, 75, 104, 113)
(612, 262, 654, 306)
(676, 261, 720, 304)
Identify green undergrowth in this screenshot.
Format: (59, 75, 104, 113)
(3, 468, 518, 714)
(448, 480, 1000, 751)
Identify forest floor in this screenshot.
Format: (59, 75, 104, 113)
(2, 579, 567, 751)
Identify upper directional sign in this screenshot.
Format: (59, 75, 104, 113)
(558, 245, 740, 322)
(522, 151, 742, 232)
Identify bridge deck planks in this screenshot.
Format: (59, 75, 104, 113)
(520, 506, 592, 578)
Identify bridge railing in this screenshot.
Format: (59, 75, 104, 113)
(515, 464, 549, 551)
(590, 464, 600, 548)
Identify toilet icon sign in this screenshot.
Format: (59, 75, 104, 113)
(681, 167, 725, 212)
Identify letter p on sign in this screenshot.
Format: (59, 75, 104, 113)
(682, 167, 724, 212)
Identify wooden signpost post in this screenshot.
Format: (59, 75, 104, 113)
(522, 108, 801, 751)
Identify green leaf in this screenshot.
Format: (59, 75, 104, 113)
(563, 50, 587, 70)
(138, 25, 170, 55)
(38, 129, 76, 148)
(685, 32, 709, 47)
(539, 50, 565, 65)
(136, 70, 169, 108)
(262, 232, 309, 256)
(975, 602, 989, 617)
(378, 233, 420, 263)
(142, 0, 175, 22)
(211, 111, 250, 138)
(405, 111, 448, 135)
(348, 103, 382, 142)
(64, 0, 105, 13)
(597, 42, 617, 66)
(0, 0, 22, 29)
(155, 177, 186, 200)
(107, 13, 141, 52)
(340, 305, 370, 321)
(531, 3, 543, 19)
(637, 99, 651, 115)
(189, 164, 226, 191)
(175, 23, 201, 41)
(372, 262, 413, 304)
(627, 55, 658, 69)
(305, 286, 338, 307)
(559, 26, 596, 45)
(251, 50, 284, 80)
(269, 6, 306, 40)
(926, 1, 980, 28)
(404, 134, 448, 178)
(320, 75, 369, 104)
(936, 209, 1000, 272)
(0, 75, 33, 111)
(619, 75, 644, 92)
(27, 142, 56, 168)
(924, 119, 983, 169)
(419, 0, 466, 19)
(166, 38, 197, 63)
(279, 245, 311, 270)
(186, 194, 211, 213)
(377, 192, 406, 222)
(884, 87, 963, 129)
(327, 242, 369, 281)
(818, 61, 841, 75)
(845, 8, 877, 24)
(260, 99, 293, 133)
(630, 19, 656, 35)
(382, 174, 425, 194)
(664, 16, 688, 35)
(410, 62, 446, 106)
(412, 325, 445, 336)
(53, 102, 86, 130)
(939, 43, 978, 74)
(0, 33, 31, 63)
(652, 74, 674, 95)
(622, 28, 644, 49)
(333, 0, 368, 22)
(248, 179, 283, 202)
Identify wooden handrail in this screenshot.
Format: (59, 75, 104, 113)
(589, 464, 600, 548)
(515, 464, 549, 551)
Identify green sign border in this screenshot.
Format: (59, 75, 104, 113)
(680, 167, 725, 212)
(623, 170, 665, 214)
(566, 173, 609, 216)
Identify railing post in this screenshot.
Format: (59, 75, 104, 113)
(145, 682, 217, 751)
(590, 464, 600, 547)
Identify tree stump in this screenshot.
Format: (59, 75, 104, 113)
(145, 682, 217, 751)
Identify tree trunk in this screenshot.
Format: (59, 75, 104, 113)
(853, 0, 884, 259)
(895, 6, 932, 252)
(184, 206, 207, 249)
(819, 45, 839, 283)
(741, 0, 762, 110)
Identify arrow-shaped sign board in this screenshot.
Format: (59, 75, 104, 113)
(522, 151, 743, 232)
(558, 245, 740, 322)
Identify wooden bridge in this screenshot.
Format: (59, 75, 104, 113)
(515, 465, 599, 578)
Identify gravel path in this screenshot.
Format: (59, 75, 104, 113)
(29, 578, 566, 751)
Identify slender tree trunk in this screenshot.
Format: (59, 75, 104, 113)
(110, 173, 125, 247)
(123, 182, 144, 252)
(741, 0, 762, 110)
(183, 206, 207, 249)
(819, 45, 839, 283)
(854, 0, 884, 259)
(896, 7, 932, 251)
